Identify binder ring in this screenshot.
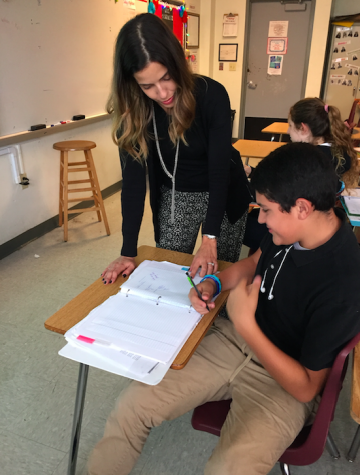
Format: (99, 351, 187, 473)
(126, 289, 131, 297)
(156, 296, 161, 305)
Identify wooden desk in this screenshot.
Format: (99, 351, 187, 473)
(348, 343, 360, 461)
(45, 245, 232, 475)
(351, 130, 360, 141)
(261, 122, 360, 141)
(261, 122, 289, 141)
(233, 139, 286, 165)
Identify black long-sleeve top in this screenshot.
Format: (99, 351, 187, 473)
(120, 76, 251, 257)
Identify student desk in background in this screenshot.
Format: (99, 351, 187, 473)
(44, 245, 232, 475)
(351, 129, 360, 141)
(233, 139, 286, 165)
(261, 122, 289, 141)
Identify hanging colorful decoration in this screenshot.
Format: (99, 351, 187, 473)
(172, 7, 183, 45)
(148, 0, 156, 13)
(155, 1, 186, 12)
(147, 1, 187, 44)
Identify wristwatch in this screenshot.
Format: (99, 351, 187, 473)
(203, 234, 217, 239)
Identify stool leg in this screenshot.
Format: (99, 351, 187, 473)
(59, 151, 64, 227)
(63, 151, 69, 242)
(85, 150, 110, 235)
(84, 150, 102, 223)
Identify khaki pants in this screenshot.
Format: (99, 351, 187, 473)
(87, 318, 314, 475)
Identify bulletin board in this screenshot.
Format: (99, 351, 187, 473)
(0, 0, 149, 138)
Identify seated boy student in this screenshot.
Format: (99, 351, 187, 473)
(88, 143, 360, 475)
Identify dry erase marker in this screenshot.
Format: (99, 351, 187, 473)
(186, 271, 210, 312)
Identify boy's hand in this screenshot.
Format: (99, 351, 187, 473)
(188, 280, 216, 314)
(227, 275, 262, 337)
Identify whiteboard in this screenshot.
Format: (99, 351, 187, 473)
(0, 0, 147, 137)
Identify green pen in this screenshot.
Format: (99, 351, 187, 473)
(186, 271, 210, 312)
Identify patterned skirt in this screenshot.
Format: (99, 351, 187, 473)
(156, 186, 247, 263)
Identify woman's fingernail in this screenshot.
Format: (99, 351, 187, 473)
(109, 280, 112, 284)
(103, 281, 106, 285)
(123, 274, 127, 278)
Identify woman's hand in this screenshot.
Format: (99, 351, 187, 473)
(101, 256, 136, 284)
(188, 279, 217, 314)
(189, 236, 218, 278)
(244, 164, 252, 177)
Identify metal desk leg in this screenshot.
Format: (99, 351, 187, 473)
(279, 133, 283, 142)
(245, 156, 249, 165)
(67, 363, 89, 475)
(347, 425, 360, 462)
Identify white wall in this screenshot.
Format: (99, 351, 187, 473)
(199, 0, 333, 134)
(304, 0, 333, 97)
(0, 0, 147, 247)
(0, 120, 119, 246)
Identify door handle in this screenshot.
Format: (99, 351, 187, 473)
(247, 80, 257, 89)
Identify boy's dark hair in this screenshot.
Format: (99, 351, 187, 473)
(251, 143, 338, 212)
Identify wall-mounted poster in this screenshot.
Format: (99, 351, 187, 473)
(267, 38, 288, 54)
(267, 55, 283, 75)
(219, 44, 238, 62)
(268, 20, 288, 38)
(223, 13, 239, 37)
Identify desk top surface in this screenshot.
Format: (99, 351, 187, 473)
(233, 139, 286, 158)
(44, 245, 232, 370)
(261, 123, 360, 140)
(261, 122, 289, 135)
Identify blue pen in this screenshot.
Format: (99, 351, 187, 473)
(186, 271, 210, 312)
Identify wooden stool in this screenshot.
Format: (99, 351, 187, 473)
(53, 140, 110, 241)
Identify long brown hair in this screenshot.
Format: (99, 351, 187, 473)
(289, 98, 358, 188)
(107, 13, 196, 161)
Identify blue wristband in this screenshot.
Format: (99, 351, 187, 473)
(200, 275, 222, 297)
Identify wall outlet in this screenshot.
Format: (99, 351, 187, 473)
(20, 173, 29, 189)
(229, 63, 237, 71)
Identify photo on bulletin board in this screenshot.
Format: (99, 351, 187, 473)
(219, 43, 238, 62)
(186, 13, 200, 49)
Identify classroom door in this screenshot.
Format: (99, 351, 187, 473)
(241, 0, 314, 140)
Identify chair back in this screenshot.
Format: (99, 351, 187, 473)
(279, 331, 360, 465)
(191, 332, 360, 466)
(345, 99, 360, 130)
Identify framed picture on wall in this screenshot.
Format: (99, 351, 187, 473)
(186, 13, 200, 49)
(219, 43, 238, 62)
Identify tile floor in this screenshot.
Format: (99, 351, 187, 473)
(0, 191, 359, 475)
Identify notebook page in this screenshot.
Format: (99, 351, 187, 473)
(122, 260, 201, 307)
(66, 292, 202, 363)
(66, 338, 159, 376)
(342, 196, 360, 215)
